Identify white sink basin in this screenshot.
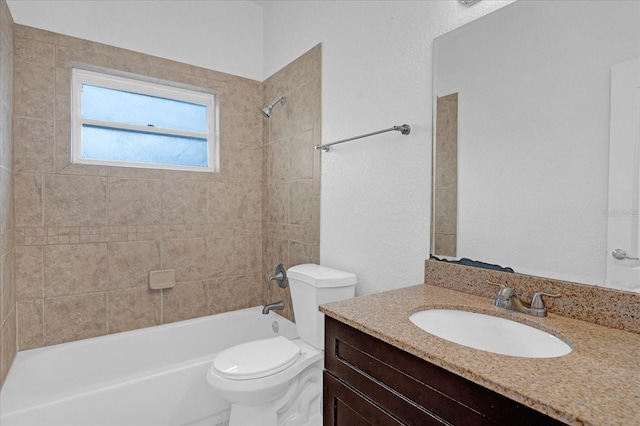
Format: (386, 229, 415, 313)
(409, 309, 572, 358)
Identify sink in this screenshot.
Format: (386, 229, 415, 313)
(409, 309, 571, 358)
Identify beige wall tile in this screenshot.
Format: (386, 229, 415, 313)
(162, 281, 208, 323)
(209, 182, 241, 224)
(0, 167, 12, 231)
(43, 174, 106, 227)
(55, 67, 70, 123)
(247, 236, 262, 275)
(14, 61, 54, 120)
(13, 117, 54, 173)
(0, 0, 14, 47)
(1, 307, 16, 385)
(1, 251, 14, 322)
(0, 34, 13, 107)
(290, 180, 313, 226)
(209, 275, 261, 315)
(108, 240, 161, 289)
(289, 241, 319, 267)
(285, 44, 321, 93)
(0, 102, 12, 170)
(14, 36, 55, 66)
(14, 173, 41, 228)
(161, 180, 208, 224)
(207, 236, 247, 278)
(43, 243, 108, 297)
(228, 77, 262, 148)
(15, 245, 43, 300)
(162, 238, 207, 282)
(17, 299, 43, 350)
(435, 93, 458, 189)
(44, 293, 107, 345)
(108, 287, 160, 333)
(269, 138, 289, 182)
(290, 130, 314, 180)
(434, 186, 457, 235)
(269, 182, 289, 224)
(107, 178, 162, 225)
(263, 237, 288, 275)
(289, 79, 320, 135)
(244, 182, 262, 223)
(433, 233, 457, 258)
(228, 146, 262, 185)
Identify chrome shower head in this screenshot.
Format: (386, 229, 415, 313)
(261, 96, 286, 118)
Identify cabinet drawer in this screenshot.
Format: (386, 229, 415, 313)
(325, 317, 565, 426)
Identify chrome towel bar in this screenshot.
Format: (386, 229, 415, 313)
(314, 124, 411, 152)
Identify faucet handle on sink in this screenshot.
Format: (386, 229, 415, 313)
(486, 281, 512, 300)
(531, 292, 561, 309)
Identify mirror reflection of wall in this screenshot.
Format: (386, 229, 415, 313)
(432, 0, 640, 291)
(433, 93, 458, 257)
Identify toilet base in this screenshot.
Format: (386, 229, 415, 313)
(227, 361, 323, 426)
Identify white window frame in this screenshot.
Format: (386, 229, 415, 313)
(71, 67, 219, 173)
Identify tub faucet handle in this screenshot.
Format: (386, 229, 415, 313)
(268, 264, 288, 290)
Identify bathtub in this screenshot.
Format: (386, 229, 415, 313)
(0, 306, 299, 426)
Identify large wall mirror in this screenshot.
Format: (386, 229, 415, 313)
(432, 0, 640, 293)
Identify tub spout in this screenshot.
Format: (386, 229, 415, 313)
(262, 300, 285, 315)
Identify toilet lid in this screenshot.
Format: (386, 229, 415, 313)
(213, 336, 301, 380)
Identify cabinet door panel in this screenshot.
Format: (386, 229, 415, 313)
(323, 371, 406, 426)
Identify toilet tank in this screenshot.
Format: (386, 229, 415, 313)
(287, 264, 357, 350)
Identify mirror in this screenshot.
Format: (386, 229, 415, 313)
(432, 0, 640, 292)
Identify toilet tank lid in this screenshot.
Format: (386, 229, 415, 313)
(288, 264, 357, 288)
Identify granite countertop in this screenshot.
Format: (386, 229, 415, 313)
(320, 284, 640, 426)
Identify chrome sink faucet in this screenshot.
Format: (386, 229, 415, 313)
(487, 281, 560, 317)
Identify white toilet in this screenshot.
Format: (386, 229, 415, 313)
(207, 264, 357, 426)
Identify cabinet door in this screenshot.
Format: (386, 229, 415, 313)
(324, 371, 416, 426)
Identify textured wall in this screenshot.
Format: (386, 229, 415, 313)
(0, 0, 14, 389)
(262, 45, 321, 322)
(261, 0, 514, 296)
(13, 25, 264, 349)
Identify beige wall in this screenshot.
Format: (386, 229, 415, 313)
(262, 45, 321, 322)
(12, 24, 268, 350)
(0, 0, 15, 389)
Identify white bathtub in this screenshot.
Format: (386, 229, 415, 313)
(0, 307, 299, 426)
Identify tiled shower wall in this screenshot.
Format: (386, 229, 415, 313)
(12, 25, 267, 350)
(262, 45, 321, 322)
(0, 0, 15, 388)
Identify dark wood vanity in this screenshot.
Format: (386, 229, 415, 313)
(323, 316, 565, 425)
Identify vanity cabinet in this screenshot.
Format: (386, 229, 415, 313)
(323, 316, 565, 426)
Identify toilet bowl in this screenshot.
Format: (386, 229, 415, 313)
(206, 264, 357, 426)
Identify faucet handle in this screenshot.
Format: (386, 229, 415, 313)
(268, 264, 288, 290)
(486, 281, 511, 299)
(531, 292, 560, 309)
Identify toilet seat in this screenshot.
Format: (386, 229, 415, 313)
(212, 336, 301, 380)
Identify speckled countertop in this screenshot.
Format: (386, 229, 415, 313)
(320, 284, 640, 426)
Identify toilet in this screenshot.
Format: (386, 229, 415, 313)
(207, 264, 357, 426)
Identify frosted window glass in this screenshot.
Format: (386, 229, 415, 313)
(82, 125, 208, 167)
(82, 85, 207, 132)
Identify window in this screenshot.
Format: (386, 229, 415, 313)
(72, 68, 218, 172)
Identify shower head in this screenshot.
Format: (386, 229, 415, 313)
(261, 96, 286, 118)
